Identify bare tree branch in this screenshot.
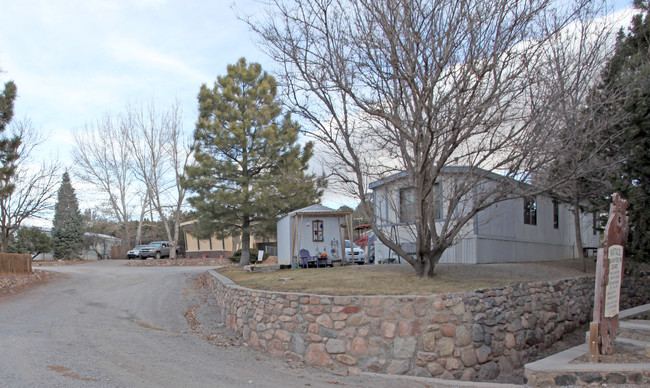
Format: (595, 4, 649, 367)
(248, 0, 615, 276)
(127, 101, 194, 258)
(0, 119, 60, 251)
(72, 114, 139, 247)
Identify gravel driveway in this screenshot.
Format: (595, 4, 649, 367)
(0, 260, 436, 388)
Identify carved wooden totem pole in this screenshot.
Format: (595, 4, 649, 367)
(590, 193, 629, 362)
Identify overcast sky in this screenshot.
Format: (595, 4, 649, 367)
(0, 0, 638, 217)
(0, 0, 272, 151)
(0, 0, 294, 215)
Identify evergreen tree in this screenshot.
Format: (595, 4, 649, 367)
(599, 0, 650, 261)
(52, 172, 84, 260)
(9, 227, 53, 258)
(0, 77, 21, 201)
(184, 58, 325, 265)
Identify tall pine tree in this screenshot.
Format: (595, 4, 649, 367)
(52, 172, 84, 260)
(598, 0, 650, 262)
(184, 58, 325, 265)
(0, 75, 21, 204)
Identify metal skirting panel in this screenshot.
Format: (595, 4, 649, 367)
(474, 237, 575, 263)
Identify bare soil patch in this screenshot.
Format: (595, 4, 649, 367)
(33, 260, 93, 266)
(184, 273, 242, 348)
(0, 270, 61, 297)
(217, 259, 597, 296)
(571, 344, 649, 364)
(47, 365, 98, 382)
(490, 324, 591, 384)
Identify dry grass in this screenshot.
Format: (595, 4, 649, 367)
(217, 259, 597, 296)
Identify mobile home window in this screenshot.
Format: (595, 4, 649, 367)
(524, 197, 537, 225)
(399, 187, 415, 223)
(312, 220, 324, 242)
(553, 200, 559, 229)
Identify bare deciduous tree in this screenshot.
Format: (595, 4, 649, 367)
(0, 120, 59, 251)
(248, 0, 613, 277)
(533, 5, 628, 271)
(127, 102, 194, 259)
(73, 115, 138, 247)
(73, 102, 194, 255)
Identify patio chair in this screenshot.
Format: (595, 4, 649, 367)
(299, 249, 310, 268)
(300, 249, 325, 268)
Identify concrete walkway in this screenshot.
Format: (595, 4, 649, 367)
(525, 304, 650, 387)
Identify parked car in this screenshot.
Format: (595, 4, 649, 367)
(126, 245, 148, 260)
(138, 241, 171, 260)
(344, 240, 366, 264)
(355, 231, 375, 264)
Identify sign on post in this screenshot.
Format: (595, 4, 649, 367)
(604, 245, 623, 318)
(590, 193, 628, 360)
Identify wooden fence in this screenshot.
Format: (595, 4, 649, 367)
(0, 253, 32, 275)
(110, 246, 129, 260)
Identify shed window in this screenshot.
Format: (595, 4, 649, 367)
(553, 200, 559, 229)
(312, 220, 324, 242)
(524, 197, 537, 225)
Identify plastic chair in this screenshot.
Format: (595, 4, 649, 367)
(299, 249, 310, 268)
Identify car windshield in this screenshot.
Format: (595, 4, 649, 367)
(344, 241, 359, 249)
(134, 245, 147, 250)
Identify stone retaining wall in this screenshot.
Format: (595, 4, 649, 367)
(206, 270, 649, 381)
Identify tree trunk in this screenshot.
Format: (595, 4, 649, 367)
(121, 220, 130, 249)
(417, 250, 444, 278)
(135, 218, 143, 246)
(135, 192, 149, 246)
(240, 216, 251, 266)
(170, 217, 180, 259)
(572, 188, 586, 272)
(1, 229, 9, 252)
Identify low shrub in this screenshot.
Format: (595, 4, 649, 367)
(229, 248, 269, 263)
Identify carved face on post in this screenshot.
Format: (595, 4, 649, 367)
(605, 193, 629, 246)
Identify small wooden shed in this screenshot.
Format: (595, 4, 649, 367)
(276, 205, 353, 267)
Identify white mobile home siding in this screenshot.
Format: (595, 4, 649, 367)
(371, 172, 600, 264)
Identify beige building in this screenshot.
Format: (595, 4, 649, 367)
(181, 220, 275, 259)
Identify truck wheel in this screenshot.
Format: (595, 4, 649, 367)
(155, 252, 161, 260)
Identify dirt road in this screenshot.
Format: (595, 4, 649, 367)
(0, 261, 437, 388)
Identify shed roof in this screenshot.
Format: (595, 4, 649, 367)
(284, 204, 352, 218)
